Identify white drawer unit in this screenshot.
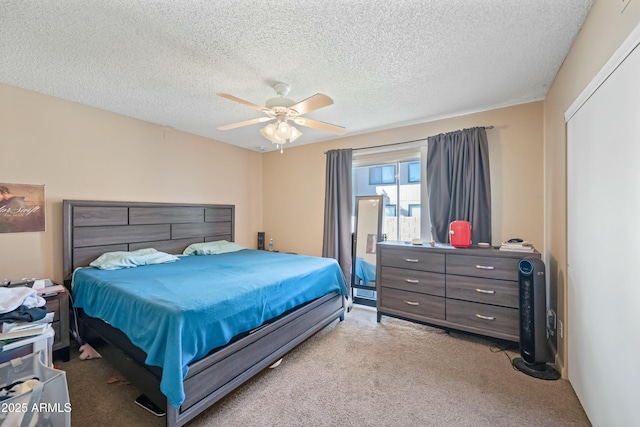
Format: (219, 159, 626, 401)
(0, 328, 54, 367)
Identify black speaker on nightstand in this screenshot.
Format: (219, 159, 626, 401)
(257, 232, 265, 250)
(512, 257, 560, 380)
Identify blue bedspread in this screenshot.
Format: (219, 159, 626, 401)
(355, 257, 376, 286)
(72, 249, 347, 408)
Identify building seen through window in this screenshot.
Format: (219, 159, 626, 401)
(353, 160, 421, 242)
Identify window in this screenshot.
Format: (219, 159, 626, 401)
(408, 204, 421, 217)
(385, 204, 397, 217)
(353, 153, 426, 242)
(408, 162, 421, 183)
(368, 165, 396, 185)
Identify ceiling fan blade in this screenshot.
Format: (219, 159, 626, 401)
(217, 117, 273, 131)
(217, 93, 267, 112)
(289, 93, 333, 115)
(294, 117, 346, 135)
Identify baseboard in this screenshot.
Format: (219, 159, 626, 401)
(555, 352, 567, 378)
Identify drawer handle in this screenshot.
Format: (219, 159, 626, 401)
(475, 265, 495, 270)
(404, 258, 419, 263)
(404, 300, 420, 306)
(475, 288, 495, 294)
(405, 279, 420, 284)
(475, 314, 495, 321)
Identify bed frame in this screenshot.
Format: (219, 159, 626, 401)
(62, 200, 345, 426)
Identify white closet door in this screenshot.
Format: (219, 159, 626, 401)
(566, 38, 640, 426)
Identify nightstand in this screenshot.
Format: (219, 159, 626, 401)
(43, 288, 70, 362)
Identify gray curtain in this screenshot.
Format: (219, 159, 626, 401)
(427, 127, 491, 244)
(322, 149, 353, 283)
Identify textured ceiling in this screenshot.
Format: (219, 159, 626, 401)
(1, 1, 594, 152)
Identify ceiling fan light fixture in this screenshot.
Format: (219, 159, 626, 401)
(289, 126, 302, 143)
(261, 123, 286, 144)
(277, 121, 293, 139)
(218, 83, 344, 153)
(260, 120, 302, 152)
(260, 123, 277, 139)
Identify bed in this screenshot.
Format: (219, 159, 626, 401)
(62, 200, 347, 426)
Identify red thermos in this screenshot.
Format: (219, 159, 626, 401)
(449, 220, 472, 248)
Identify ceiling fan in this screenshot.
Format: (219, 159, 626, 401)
(217, 82, 346, 152)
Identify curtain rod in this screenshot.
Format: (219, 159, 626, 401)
(352, 137, 427, 152)
(325, 126, 494, 153)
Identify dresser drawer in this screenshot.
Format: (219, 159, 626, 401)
(43, 289, 70, 359)
(446, 299, 519, 338)
(381, 267, 445, 297)
(46, 298, 61, 322)
(380, 287, 445, 320)
(446, 254, 520, 281)
(380, 248, 445, 273)
(446, 275, 518, 308)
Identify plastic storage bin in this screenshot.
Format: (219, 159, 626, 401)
(0, 328, 54, 368)
(0, 351, 70, 427)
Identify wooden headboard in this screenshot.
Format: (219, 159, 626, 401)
(63, 200, 234, 284)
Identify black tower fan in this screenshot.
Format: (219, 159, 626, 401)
(512, 258, 560, 380)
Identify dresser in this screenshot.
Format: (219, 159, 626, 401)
(43, 288, 70, 362)
(376, 241, 540, 342)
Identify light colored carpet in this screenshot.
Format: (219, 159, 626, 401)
(57, 306, 591, 426)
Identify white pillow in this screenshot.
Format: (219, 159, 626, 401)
(182, 240, 245, 256)
(89, 248, 179, 270)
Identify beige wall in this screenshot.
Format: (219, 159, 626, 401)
(263, 101, 544, 257)
(3, 84, 545, 289)
(0, 83, 263, 283)
(543, 0, 640, 378)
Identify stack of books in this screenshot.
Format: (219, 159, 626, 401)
(499, 239, 535, 253)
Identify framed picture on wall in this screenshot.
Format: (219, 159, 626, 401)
(0, 182, 45, 233)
